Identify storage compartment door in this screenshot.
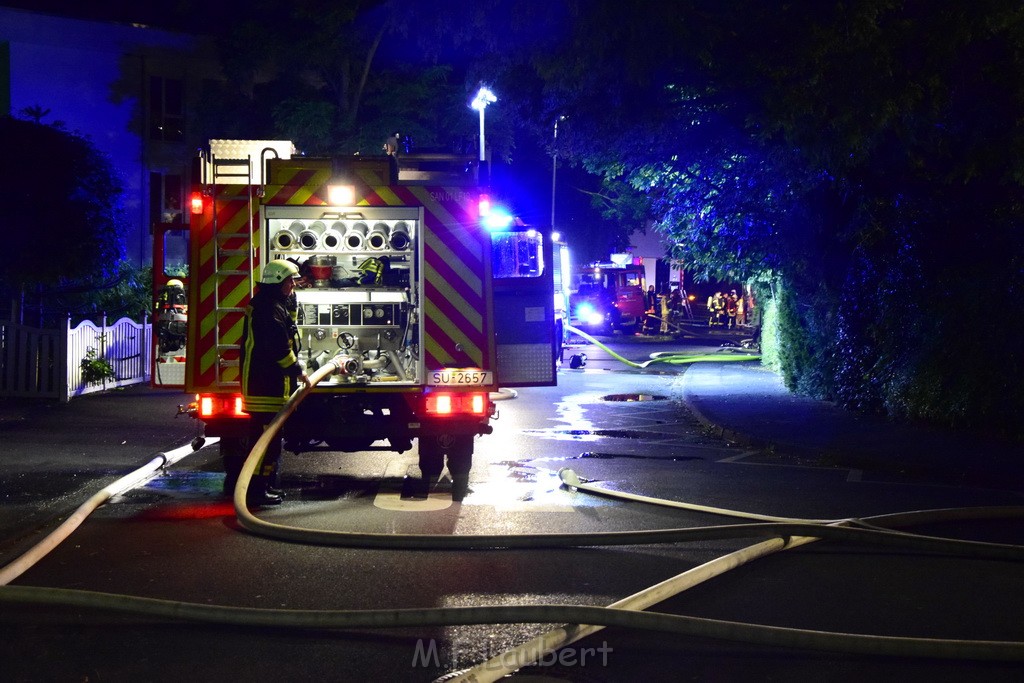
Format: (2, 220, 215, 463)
(491, 229, 557, 386)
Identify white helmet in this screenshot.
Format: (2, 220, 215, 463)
(166, 279, 184, 289)
(261, 260, 300, 284)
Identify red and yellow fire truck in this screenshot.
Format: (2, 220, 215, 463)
(154, 140, 557, 499)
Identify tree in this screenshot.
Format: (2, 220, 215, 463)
(514, 0, 1024, 436)
(0, 116, 129, 323)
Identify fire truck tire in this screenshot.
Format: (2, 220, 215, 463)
(417, 440, 445, 479)
(446, 436, 473, 502)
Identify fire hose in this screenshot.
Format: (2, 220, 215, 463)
(2, 351, 1023, 676)
(563, 323, 760, 369)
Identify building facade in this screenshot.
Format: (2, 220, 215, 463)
(0, 6, 219, 267)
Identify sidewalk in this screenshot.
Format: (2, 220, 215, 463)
(679, 361, 1024, 494)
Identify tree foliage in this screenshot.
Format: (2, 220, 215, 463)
(0, 116, 129, 323)
(515, 0, 1024, 437)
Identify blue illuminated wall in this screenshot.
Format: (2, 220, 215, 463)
(0, 7, 217, 266)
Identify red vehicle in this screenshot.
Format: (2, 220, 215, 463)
(568, 260, 647, 334)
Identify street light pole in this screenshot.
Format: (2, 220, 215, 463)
(551, 115, 564, 230)
(471, 86, 497, 163)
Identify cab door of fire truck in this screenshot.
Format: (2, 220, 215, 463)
(490, 224, 558, 386)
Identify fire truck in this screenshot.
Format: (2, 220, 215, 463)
(568, 259, 647, 335)
(154, 140, 557, 499)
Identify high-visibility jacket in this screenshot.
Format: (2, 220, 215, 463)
(240, 288, 302, 414)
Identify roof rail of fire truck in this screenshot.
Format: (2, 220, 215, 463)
(200, 140, 294, 190)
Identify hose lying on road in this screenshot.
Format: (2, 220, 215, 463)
(559, 467, 838, 523)
(230, 358, 1024, 559)
(3, 347, 1023, 671)
(452, 473, 1024, 683)
(0, 440, 204, 586)
(2, 582, 1022, 662)
(564, 323, 760, 368)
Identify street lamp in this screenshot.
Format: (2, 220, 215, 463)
(471, 86, 497, 162)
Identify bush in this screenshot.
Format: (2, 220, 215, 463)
(80, 347, 116, 384)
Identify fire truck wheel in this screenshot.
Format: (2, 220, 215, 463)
(219, 436, 247, 459)
(417, 440, 445, 480)
(451, 475, 470, 502)
(446, 436, 473, 502)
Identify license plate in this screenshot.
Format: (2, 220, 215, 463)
(428, 369, 494, 386)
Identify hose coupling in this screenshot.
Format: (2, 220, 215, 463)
(328, 353, 361, 376)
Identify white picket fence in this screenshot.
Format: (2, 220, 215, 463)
(0, 316, 152, 401)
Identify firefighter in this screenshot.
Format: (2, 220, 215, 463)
(382, 132, 401, 182)
(230, 259, 310, 506)
(726, 290, 739, 329)
(155, 279, 187, 354)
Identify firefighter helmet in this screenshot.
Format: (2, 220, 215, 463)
(166, 279, 184, 289)
(261, 260, 300, 284)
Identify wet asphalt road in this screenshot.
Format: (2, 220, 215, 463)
(1, 327, 1022, 682)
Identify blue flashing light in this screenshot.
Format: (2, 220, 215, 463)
(483, 207, 515, 231)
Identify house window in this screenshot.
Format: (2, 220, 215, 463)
(149, 76, 184, 141)
(150, 172, 184, 226)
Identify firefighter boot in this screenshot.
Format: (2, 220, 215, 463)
(266, 468, 285, 498)
(247, 462, 282, 506)
(246, 476, 283, 507)
(258, 456, 285, 500)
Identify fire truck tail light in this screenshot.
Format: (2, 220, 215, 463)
(433, 394, 452, 415)
(196, 393, 247, 419)
(424, 392, 488, 416)
(199, 395, 214, 418)
(190, 192, 204, 215)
